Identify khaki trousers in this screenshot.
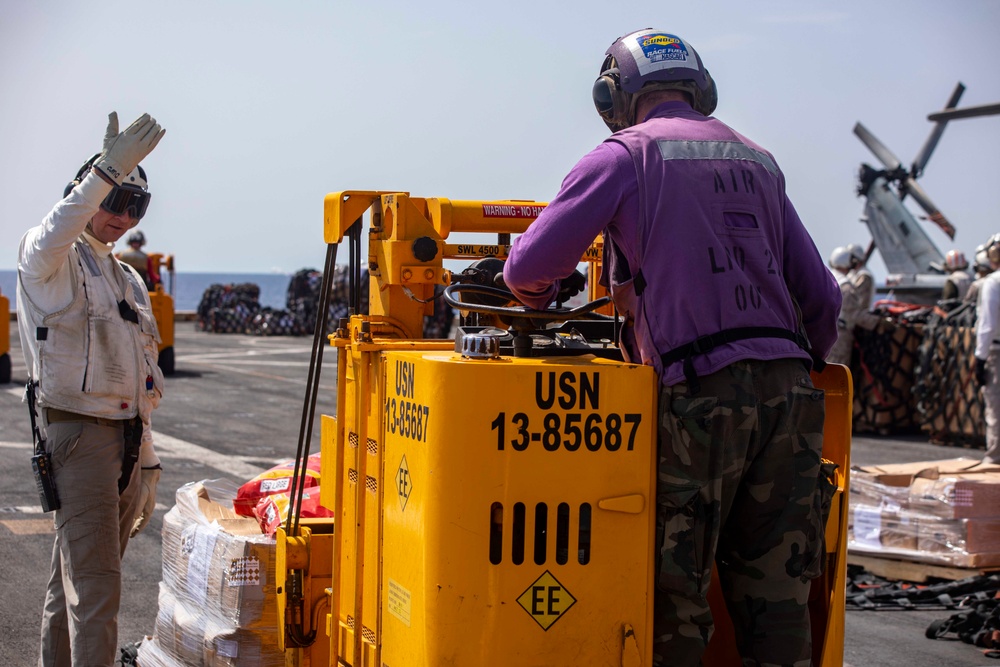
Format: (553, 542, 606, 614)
(39, 421, 141, 667)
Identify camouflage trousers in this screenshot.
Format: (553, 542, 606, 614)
(654, 358, 826, 667)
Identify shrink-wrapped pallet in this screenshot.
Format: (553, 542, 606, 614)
(850, 504, 1000, 568)
(137, 480, 283, 667)
(848, 458, 1000, 568)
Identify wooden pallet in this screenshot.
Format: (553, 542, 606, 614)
(848, 553, 1000, 582)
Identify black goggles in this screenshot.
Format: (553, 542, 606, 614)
(100, 185, 150, 220)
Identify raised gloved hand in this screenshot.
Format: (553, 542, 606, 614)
(94, 112, 166, 185)
(130, 465, 162, 538)
(976, 358, 989, 387)
(556, 269, 587, 303)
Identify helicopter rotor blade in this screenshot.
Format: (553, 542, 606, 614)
(853, 122, 903, 172)
(927, 102, 1000, 122)
(911, 82, 965, 179)
(903, 176, 956, 239)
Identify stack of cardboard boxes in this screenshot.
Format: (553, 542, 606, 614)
(849, 458, 1000, 568)
(137, 481, 284, 667)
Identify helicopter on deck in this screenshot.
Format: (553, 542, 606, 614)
(853, 82, 999, 304)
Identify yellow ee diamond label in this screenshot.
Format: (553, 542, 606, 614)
(516, 570, 576, 631)
(396, 455, 411, 512)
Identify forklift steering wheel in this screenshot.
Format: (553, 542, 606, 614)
(443, 283, 611, 327)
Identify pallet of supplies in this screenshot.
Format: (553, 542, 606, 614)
(912, 302, 986, 448)
(196, 283, 262, 334)
(848, 458, 1000, 569)
(136, 480, 283, 667)
(853, 310, 926, 434)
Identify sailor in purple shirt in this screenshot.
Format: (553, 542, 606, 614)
(505, 29, 841, 667)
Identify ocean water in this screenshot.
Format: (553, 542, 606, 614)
(0, 269, 298, 312)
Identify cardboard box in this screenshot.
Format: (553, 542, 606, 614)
(147, 582, 283, 667)
(851, 458, 1000, 518)
(852, 457, 994, 487)
(917, 516, 1000, 555)
(161, 497, 276, 629)
(204, 519, 277, 629)
(849, 505, 918, 551)
(160, 482, 258, 600)
(908, 472, 1000, 519)
(142, 481, 285, 667)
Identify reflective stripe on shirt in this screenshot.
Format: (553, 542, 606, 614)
(656, 139, 779, 175)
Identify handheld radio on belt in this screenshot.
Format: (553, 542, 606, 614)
(120, 417, 142, 495)
(26, 381, 60, 512)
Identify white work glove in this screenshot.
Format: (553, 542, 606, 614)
(130, 465, 162, 538)
(94, 112, 166, 185)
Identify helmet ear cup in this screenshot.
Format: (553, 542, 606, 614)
(64, 153, 101, 198)
(593, 69, 631, 131)
(989, 242, 1000, 266)
(593, 74, 628, 131)
(696, 70, 718, 116)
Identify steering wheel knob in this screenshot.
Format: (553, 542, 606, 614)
(460, 333, 501, 360)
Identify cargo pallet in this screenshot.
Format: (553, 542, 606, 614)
(849, 552, 1000, 582)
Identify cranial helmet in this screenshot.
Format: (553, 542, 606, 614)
(128, 230, 146, 246)
(593, 28, 718, 132)
(121, 165, 148, 191)
(974, 248, 991, 273)
(945, 249, 968, 271)
(829, 246, 853, 271)
(845, 243, 866, 265)
(987, 234, 1000, 266)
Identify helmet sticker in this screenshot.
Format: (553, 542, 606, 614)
(626, 32, 698, 75)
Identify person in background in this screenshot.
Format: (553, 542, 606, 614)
(117, 230, 160, 291)
(976, 235, 1000, 464)
(503, 28, 840, 666)
(16, 112, 165, 667)
(845, 242, 875, 310)
(942, 249, 972, 301)
(827, 247, 879, 366)
(966, 245, 994, 305)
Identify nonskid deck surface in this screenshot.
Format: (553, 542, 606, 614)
(0, 321, 991, 666)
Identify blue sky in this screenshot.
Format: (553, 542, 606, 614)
(2, 0, 998, 280)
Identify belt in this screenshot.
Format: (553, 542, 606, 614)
(45, 408, 125, 428)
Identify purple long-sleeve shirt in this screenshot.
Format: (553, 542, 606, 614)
(504, 102, 841, 384)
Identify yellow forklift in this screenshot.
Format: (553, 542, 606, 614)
(116, 250, 176, 375)
(0, 286, 10, 383)
(275, 191, 851, 666)
(147, 252, 176, 376)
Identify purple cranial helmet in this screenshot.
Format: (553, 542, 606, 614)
(592, 28, 717, 131)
